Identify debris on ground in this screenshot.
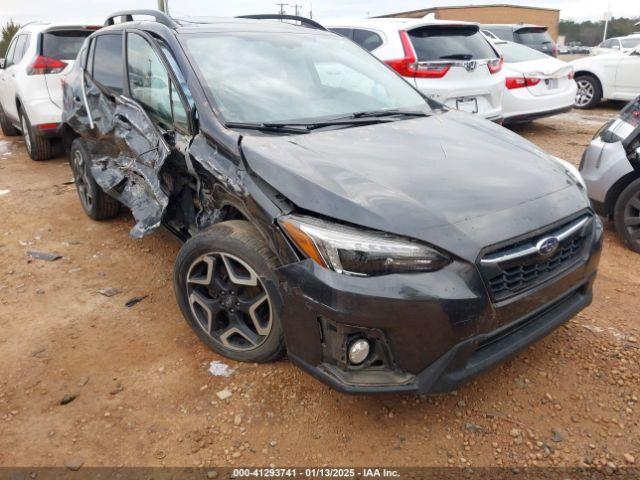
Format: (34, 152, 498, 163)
(0, 189, 9, 196)
(209, 360, 234, 377)
(216, 388, 233, 400)
(97, 287, 120, 297)
(125, 295, 148, 307)
(59, 394, 78, 406)
(26, 250, 62, 261)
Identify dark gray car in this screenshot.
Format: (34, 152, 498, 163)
(482, 24, 557, 57)
(61, 10, 601, 394)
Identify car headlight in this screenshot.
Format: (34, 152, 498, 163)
(279, 215, 450, 276)
(552, 156, 586, 190)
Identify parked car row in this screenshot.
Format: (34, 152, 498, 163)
(327, 18, 573, 124)
(592, 34, 640, 56)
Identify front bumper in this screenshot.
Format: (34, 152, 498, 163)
(276, 216, 602, 394)
(580, 136, 635, 216)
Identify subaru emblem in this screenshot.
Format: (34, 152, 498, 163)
(536, 236, 560, 257)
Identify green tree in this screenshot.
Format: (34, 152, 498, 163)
(0, 20, 20, 58)
(560, 16, 640, 46)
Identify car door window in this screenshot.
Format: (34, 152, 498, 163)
(4, 36, 20, 68)
(92, 33, 124, 94)
(353, 29, 383, 52)
(12, 35, 30, 64)
(86, 37, 96, 74)
(126, 32, 188, 132)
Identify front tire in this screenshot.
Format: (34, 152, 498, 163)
(19, 106, 53, 160)
(69, 139, 120, 220)
(614, 178, 640, 253)
(173, 220, 285, 363)
(574, 75, 602, 109)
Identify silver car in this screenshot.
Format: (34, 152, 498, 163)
(580, 96, 640, 252)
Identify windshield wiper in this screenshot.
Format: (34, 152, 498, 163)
(226, 116, 413, 134)
(439, 53, 473, 60)
(350, 109, 430, 119)
(225, 122, 310, 134)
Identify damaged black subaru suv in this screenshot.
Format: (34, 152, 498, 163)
(62, 10, 602, 393)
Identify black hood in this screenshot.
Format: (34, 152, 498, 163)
(241, 111, 589, 260)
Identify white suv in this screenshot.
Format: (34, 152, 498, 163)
(327, 18, 504, 121)
(0, 22, 98, 160)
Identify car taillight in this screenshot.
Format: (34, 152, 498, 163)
(27, 56, 67, 75)
(384, 31, 451, 79)
(487, 57, 503, 74)
(568, 71, 575, 80)
(505, 76, 541, 89)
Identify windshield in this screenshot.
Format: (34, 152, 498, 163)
(621, 38, 640, 48)
(497, 41, 549, 62)
(408, 26, 498, 61)
(184, 32, 427, 124)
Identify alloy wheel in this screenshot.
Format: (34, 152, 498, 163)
(623, 191, 640, 245)
(21, 115, 31, 154)
(186, 252, 272, 352)
(575, 80, 594, 107)
(71, 148, 94, 211)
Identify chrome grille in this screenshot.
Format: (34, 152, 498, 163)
(480, 215, 592, 301)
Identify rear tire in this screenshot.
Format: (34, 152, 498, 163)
(69, 138, 120, 220)
(614, 178, 640, 253)
(0, 104, 19, 136)
(574, 75, 602, 109)
(19, 106, 53, 160)
(173, 220, 286, 363)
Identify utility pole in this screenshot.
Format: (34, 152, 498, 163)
(602, 3, 612, 42)
(276, 3, 288, 15)
(291, 4, 303, 16)
(309, 2, 313, 19)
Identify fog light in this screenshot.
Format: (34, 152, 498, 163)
(348, 338, 370, 365)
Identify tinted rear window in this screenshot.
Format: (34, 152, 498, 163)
(516, 29, 552, 44)
(43, 30, 92, 59)
(408, 26, 498, 61)
(92, 34, 123, 94)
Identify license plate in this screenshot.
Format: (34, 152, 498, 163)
(456, 97, 478, 114)
(546, 79, 559, 90)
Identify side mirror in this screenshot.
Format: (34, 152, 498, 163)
(612, 45, 620, 50)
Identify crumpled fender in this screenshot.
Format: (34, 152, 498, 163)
(63, 72, 171, 238)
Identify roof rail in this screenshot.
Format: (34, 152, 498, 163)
(236, 14, 326, 31)
(104, 9, 177, 29)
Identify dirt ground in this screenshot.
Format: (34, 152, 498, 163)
(0, 103, 638, 469)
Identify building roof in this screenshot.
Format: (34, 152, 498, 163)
(376, 3, 560, 18)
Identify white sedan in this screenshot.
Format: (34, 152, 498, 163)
(571, 45, 640, 108)
(494, 41, 576, 124)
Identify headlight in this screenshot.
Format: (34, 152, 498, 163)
(552, 156, 586, 190)
(279, 215, 450, 276)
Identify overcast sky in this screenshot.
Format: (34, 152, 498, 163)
(1, 0, 638, 28)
